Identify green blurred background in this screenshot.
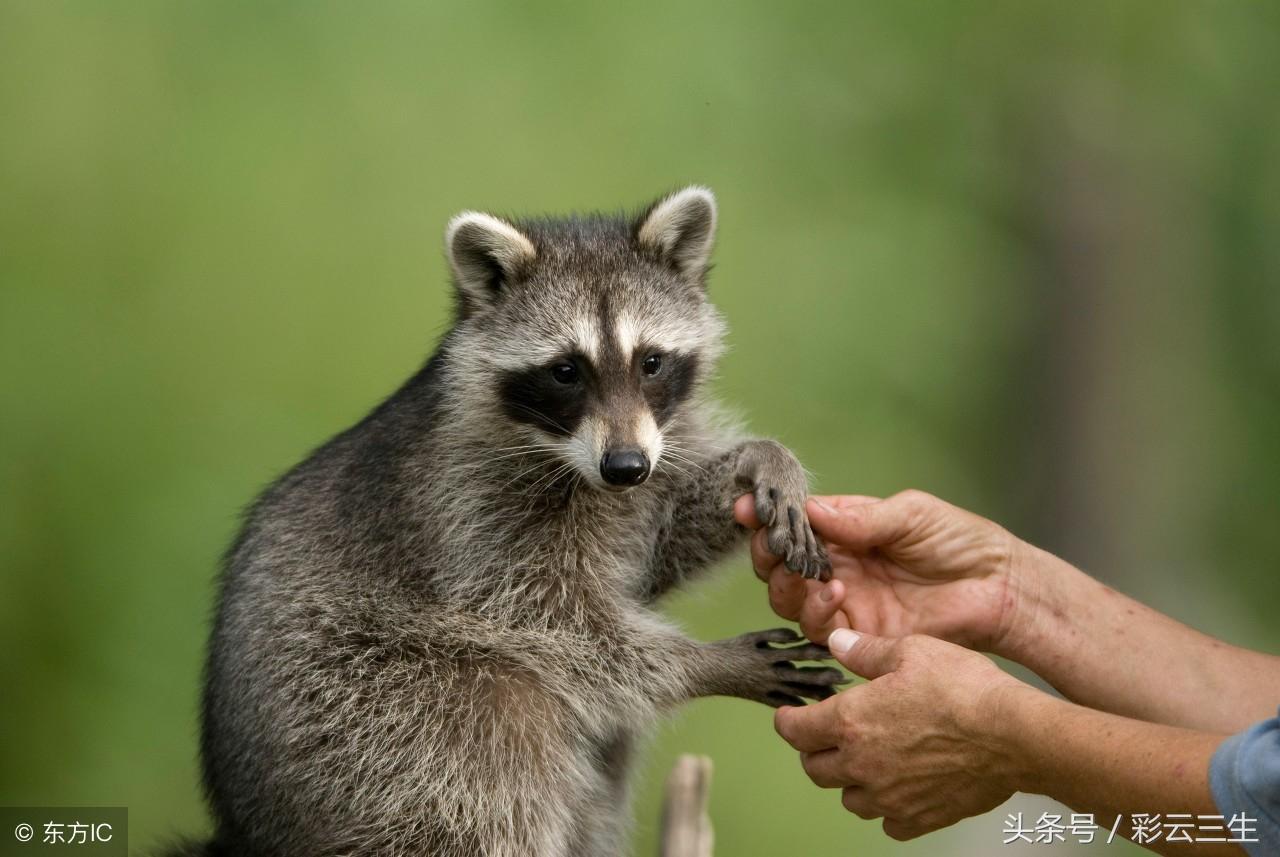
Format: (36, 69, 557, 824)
(2, 2, 1278, 854)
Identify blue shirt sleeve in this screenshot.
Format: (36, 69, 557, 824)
(1210, 708, 1280, 857)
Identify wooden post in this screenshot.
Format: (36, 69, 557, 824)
(659, 754, 714, 857)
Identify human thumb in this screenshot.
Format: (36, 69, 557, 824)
(806, 496, 909, 551)
(826, 628, 900, 680)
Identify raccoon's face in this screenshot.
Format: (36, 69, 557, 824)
(444, 187, 725, 492)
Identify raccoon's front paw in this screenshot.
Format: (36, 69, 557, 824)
(735, 440, 831, 580)
(720, 628, 845, 708)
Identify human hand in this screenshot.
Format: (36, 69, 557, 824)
(734, 490, 1032, 653)
(774, 629, 1025, 840)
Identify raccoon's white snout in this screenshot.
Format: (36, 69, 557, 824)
(567, 413, 664, 492)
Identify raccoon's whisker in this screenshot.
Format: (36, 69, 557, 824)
(656, 459, 693, 480)
(491, 447, 556, 460)
(671, 463, 702, 479)
(505, 403, 572, 436)
(664, 435, 729, 455)
(661, 445, 706, 466)
(658, 449, 692, 468)
(529, 456, 575, 486)
(499, 458, 562, 492)
(662, 435, 714, 451)
(561, 471, 584, 504)
(522, 468, 564, 497)
(492, 443, 558, 454)
(660, 444, 709, 473)
(665, 432, 731, 450)
(491, 452, 546, 464)
(669, 437, 717, 453)
(659, 461, 697, 481)
(669, 459, 705, 473)
(523, 460, 577, 497)
(490, 445, 558, 463)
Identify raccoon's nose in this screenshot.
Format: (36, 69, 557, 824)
(600, 449, 650, 487)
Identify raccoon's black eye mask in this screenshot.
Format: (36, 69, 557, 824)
(498, 355, 593, 437)
(640, 350, 698, 426)
(497, 347, 700, 437)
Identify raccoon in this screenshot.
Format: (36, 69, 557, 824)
(189, 187, 836, 857)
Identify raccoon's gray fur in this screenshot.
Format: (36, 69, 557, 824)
(190, 187, 835, 857)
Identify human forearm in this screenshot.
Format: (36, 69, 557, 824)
(987, 685, 1238, 857)
(998, 543, 1280, 733)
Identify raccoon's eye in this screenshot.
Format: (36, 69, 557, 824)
(641, 354, 663, 377)
(551, 362, 579, 385)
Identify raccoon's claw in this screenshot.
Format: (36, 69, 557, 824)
(716, 628, 846, 708)
(770, 664, 846, 704)
(742, 627, 803, 646)
(739, 627, 830, 661)
(759, 491, 831, 581)
(737, 440, 832, 582)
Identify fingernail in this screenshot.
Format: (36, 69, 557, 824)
(810, 498, 836, 514)
(828, 628, 859, 655)
(819, 585, 834, 603)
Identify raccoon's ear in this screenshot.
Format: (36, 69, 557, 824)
(445, 212, 537, 314)
(634, 186, 717, 281)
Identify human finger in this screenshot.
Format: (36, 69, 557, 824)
(801, 748, 853, 789)
(841, 786, 884, 820)
(766, 566, 807, 620)
(798, 579, 850, 642)
(806, 495, 918, 552)
(827, 629, 902, 681)
(811, 494, 881, 510)
(733, 493, 762, 529)
(882, 818, 928, 841)
(774, 699, 842, 753)
(751, 526, 784, 580)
